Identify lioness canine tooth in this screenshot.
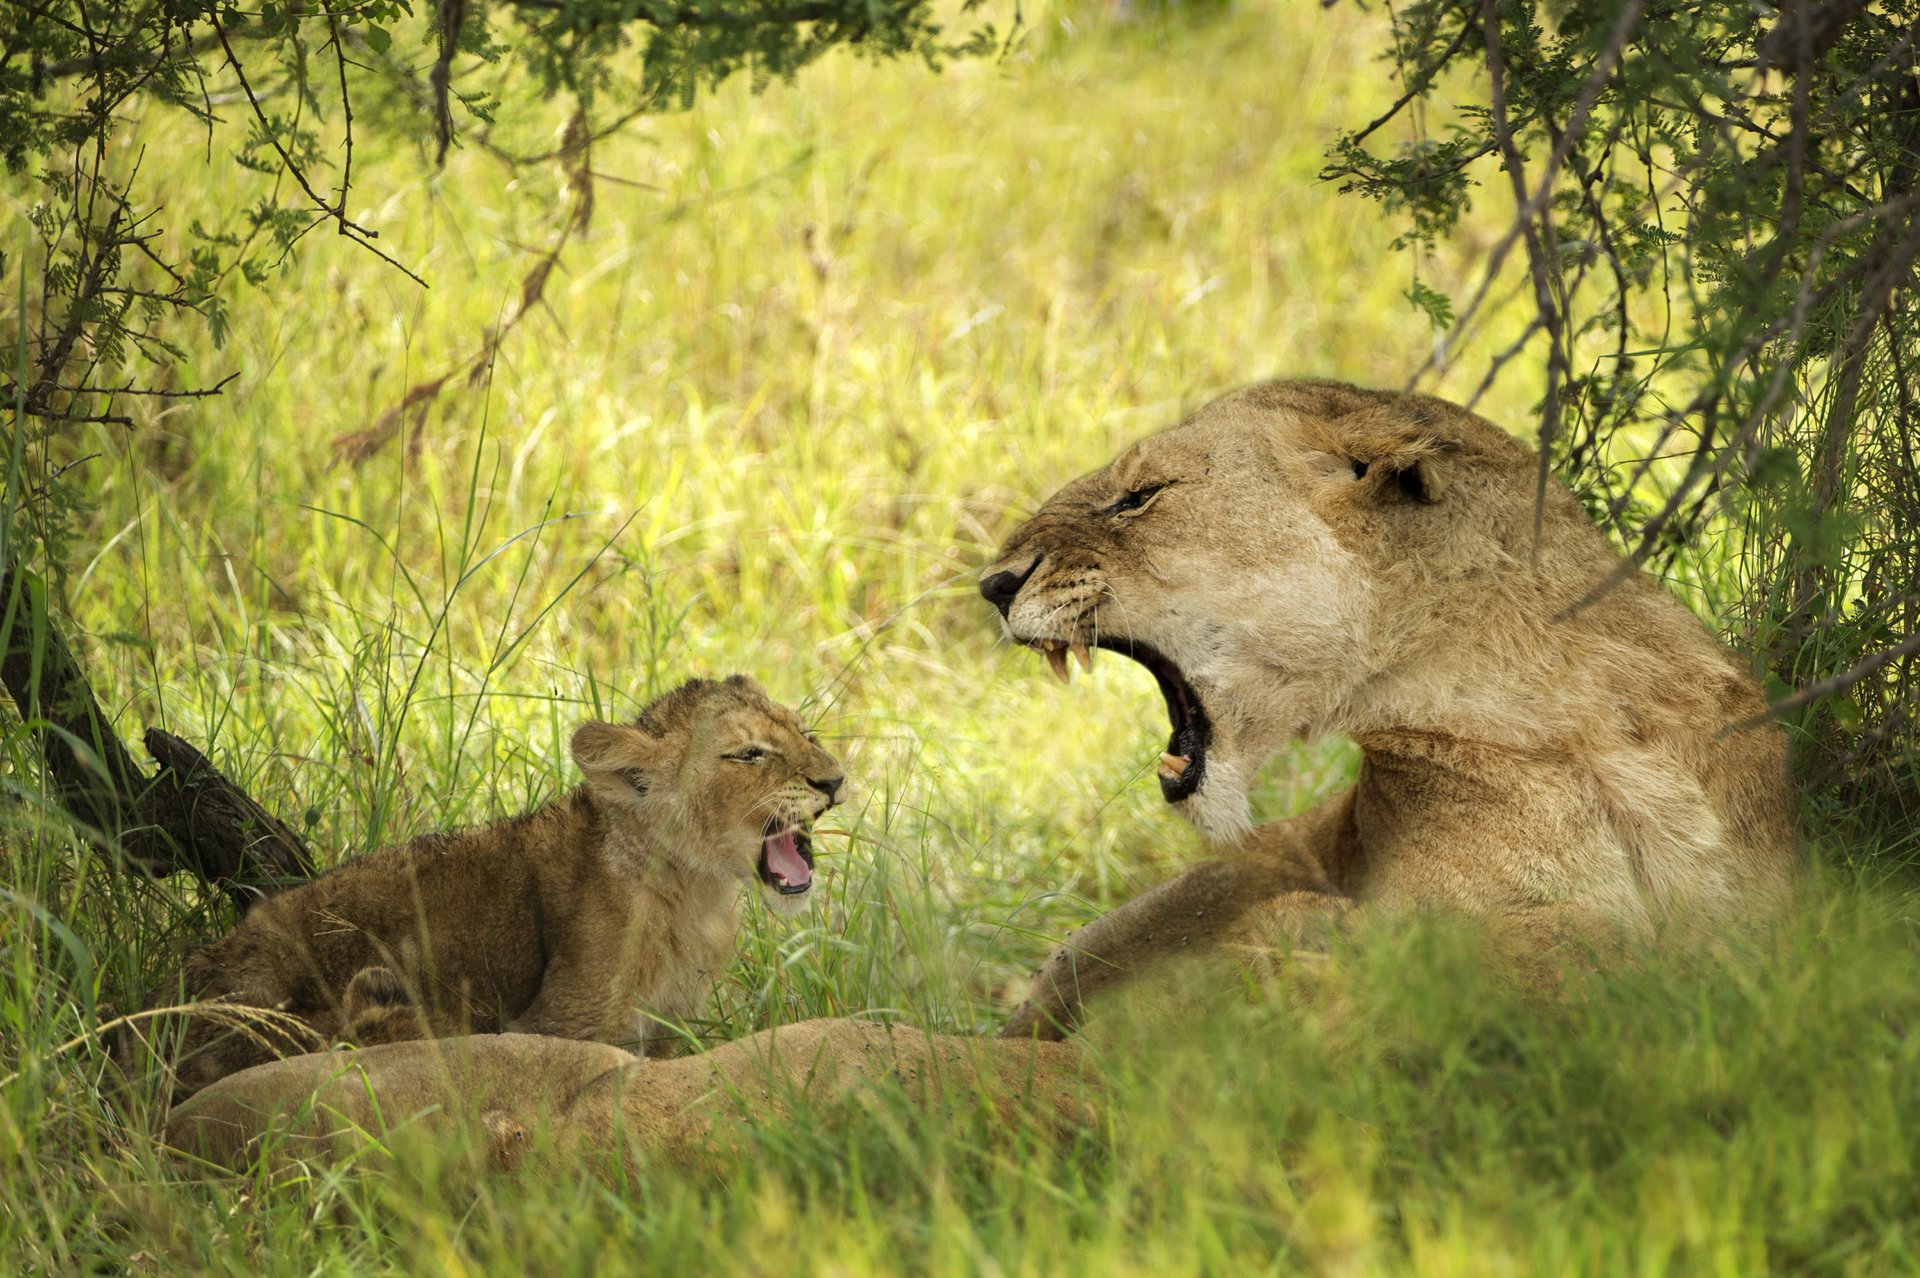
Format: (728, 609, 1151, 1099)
(1046, 646, 1072, 683)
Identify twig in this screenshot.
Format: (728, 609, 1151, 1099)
(431, 0, 468, 165)
(1345, 2, 1480, 148)
(1404, 0, 1645, 397)
(1480, 0, 1567, 558)
(326, 14, 355, 219)
(334, 108, 595, 463)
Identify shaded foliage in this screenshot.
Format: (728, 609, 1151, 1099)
(1329, 0, 1920, 849)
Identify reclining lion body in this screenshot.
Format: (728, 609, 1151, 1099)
(165, 1021, 1095, 1176)
(981, 380, 1800, 1035)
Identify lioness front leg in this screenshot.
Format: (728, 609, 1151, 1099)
(1000, 854, 1347, 1041)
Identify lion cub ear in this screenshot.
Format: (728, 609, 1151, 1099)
(572, 721, 668, 798)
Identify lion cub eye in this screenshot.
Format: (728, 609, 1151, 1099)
(725, 746, 768, 764)
(1103, 482, 1169, 516)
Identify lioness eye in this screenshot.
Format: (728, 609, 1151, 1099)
(726, 746, 767, 763)
(1104, 483, 1168, 515)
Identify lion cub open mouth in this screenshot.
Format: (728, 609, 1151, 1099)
(1019, 634, 1213, 806)
(758, 819, 815, 895)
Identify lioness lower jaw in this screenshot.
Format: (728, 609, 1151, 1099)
(756, 821, 815, 913)
(1173, 753, 1257, 841)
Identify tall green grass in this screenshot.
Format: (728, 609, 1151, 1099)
(1, 1, 1912, 1272)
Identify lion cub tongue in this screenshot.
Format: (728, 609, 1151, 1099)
(762, 829, 812, 890)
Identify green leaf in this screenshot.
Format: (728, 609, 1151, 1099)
(365, 24, 392, 54)
(1404, 280, 1454, 331)
(1830, 696, 1865, 732)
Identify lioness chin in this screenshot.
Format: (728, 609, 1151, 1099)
(142, 675, 846, 1099)
(982, 379, 1802, 1037)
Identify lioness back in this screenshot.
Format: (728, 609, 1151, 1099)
(149, 674, 846, 1099)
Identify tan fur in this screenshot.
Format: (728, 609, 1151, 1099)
(144, 676, 846, 1097)
(163, 1021, 1096, 1175)
(982, 380, 1802, 1038)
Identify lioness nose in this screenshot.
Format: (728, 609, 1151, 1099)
(808, 775, 844, 805)
(980, 555, 1041, 616)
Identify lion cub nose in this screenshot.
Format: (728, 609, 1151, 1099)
(807, 775, 845, 807)
(980, 555, 1042, 616)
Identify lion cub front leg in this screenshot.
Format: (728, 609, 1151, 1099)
(336, 966, 455, 1048)
(1000, 855, 1346, 1041)
(503, 954, 620, 1044)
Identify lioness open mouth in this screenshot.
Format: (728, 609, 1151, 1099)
(1022, 635, 1211, 805)
(758, 820, 815, 894)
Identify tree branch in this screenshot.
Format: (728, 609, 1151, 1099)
(213, 19, 428, 288)
(37, 26, 222, 79)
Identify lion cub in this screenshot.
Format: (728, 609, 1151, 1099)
(149, 675, 845, 1099)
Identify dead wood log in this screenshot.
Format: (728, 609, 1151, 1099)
(0, 564, 314, 909)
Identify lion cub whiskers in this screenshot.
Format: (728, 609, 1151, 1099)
(140, 675, 846, 1100)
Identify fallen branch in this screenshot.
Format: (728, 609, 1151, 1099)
(0, 563, 315, 908)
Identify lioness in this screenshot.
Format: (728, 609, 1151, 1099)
(165, 1020, 1095, 1176)
(982, 380, 1801, 1037)
(146, 675, 846, 1097)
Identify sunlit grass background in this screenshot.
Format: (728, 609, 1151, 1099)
(3, 0, 1917, 1272)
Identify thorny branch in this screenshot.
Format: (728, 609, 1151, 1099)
(213, 20, 428, 287)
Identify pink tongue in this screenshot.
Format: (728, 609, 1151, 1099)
(763, 830, 811, 888)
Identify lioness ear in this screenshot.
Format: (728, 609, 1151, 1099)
(571, 721, 666, 797)
(1386, 451, 1450, 504)
(1332, 394, 1469, 506)
(1348, 436, 1454, 505)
